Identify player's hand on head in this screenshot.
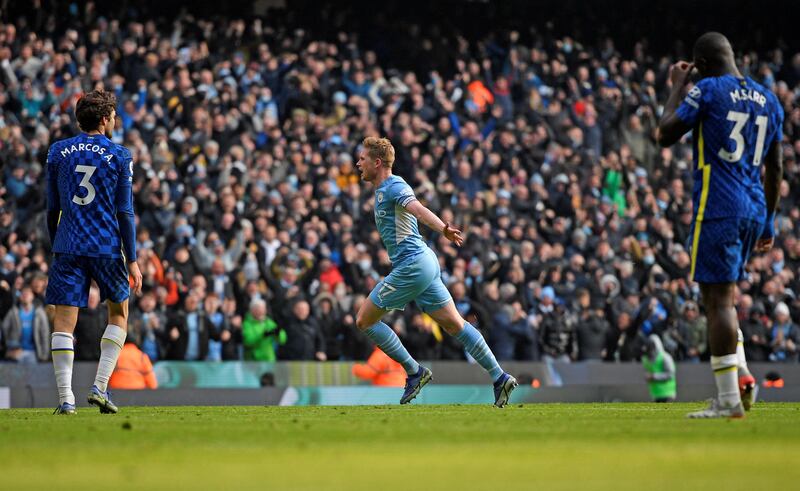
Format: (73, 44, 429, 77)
(668, 61, 694, 88)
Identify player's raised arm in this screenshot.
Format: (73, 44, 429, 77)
(657, 61, 695, 147)
(115, 152, 142, 294)
(405, 200, 464, 247)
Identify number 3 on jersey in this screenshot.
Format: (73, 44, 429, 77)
(718, 110, 768, 166)
(72, 165, 97, 205)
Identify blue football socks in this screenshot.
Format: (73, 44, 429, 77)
(456, 322, 504, 382)
(364, 322, 420, 375)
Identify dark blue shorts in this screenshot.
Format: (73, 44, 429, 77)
(689, 217, 763, 284)
(45, 254, 130, 307)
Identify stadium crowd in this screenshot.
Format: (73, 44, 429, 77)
(1, 2, 799, 366)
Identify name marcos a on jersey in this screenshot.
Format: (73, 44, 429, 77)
(58, 141, 115, 163)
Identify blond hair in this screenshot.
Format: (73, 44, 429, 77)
(362, 137, 395, 168)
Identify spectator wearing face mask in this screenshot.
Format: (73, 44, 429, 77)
(538, 286, 573, 363)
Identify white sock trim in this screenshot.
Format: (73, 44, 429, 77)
(735, 328, 751, 377)
(711, 353, 740, 406)
(94, 324, 127, 392)
(711, 354, 738, 370)
(101, 324, 127, 348)
(51, 332, 74, 348)
(51, 333, 75, 405)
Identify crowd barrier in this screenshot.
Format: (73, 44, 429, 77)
(2, 361, 798, 408)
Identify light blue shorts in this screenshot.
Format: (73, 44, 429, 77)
(368, 248, 452, 313)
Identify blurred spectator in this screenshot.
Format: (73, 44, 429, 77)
(491, 300, 538, 361)
(203, 293, 226, 361)
(742, 302, 771, 362)
(314, 293, 345, 360)
(280, 299, 326, 361)
(607, 311, 643, 362)
(130, 290, 166, 362)
(538, 287, 573, 362)
(668, 300, 707, 362)
(74, 286, 106, 361)
(165, 294, 213, 361)
(109, 340, 158, 390)
(1, 285, 49, 363)
(401, 312, 440, 361)
(0, 2, 798, 365)
(242, 298, 285, 361)
(770, 302, 800, 362)
(352, 347, 406, 387)
(572, 290, 610, 361)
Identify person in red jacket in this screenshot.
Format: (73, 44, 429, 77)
(318, 258, 344, 292)
(109, 341, 158, 390)
(352, 347, 406, 387)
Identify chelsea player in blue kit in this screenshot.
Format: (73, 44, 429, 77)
(659, 33, 784, 418)
(47, 90, 143, 414)
(354, 137, 517, 407)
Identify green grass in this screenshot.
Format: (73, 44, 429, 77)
(2, 403, 800, 490)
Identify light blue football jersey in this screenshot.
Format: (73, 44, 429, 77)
(374, 175, 427, 265)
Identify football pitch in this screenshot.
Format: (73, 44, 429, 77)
(2, 403, 799, 490)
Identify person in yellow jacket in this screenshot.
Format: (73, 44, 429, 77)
(109, 341, 158, 390)
(352, 347, 407, 387)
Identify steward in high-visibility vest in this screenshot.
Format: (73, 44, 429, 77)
(109, 342, 158, 390)
(642, 334, 676, 402)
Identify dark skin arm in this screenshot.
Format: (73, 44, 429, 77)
(755, 139, 783, 253)
(657, 61, 694, 147)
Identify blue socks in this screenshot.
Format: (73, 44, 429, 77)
(456, 322, 504, 382)
(364, 320, 502, 382)
(364, 322, 420, 375)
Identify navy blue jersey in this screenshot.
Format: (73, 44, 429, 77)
(676, 74, 784, 221)
(46, 133, 135, 259)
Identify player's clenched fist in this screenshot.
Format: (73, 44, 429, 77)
(669, 61, 694, 87)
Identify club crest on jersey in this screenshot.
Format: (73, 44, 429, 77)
(377, 192, 384, 203)
(688, 86, 701, 99)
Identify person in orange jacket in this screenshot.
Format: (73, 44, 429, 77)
(109, 341, 158, 390)
(352, 347, 407, 387)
